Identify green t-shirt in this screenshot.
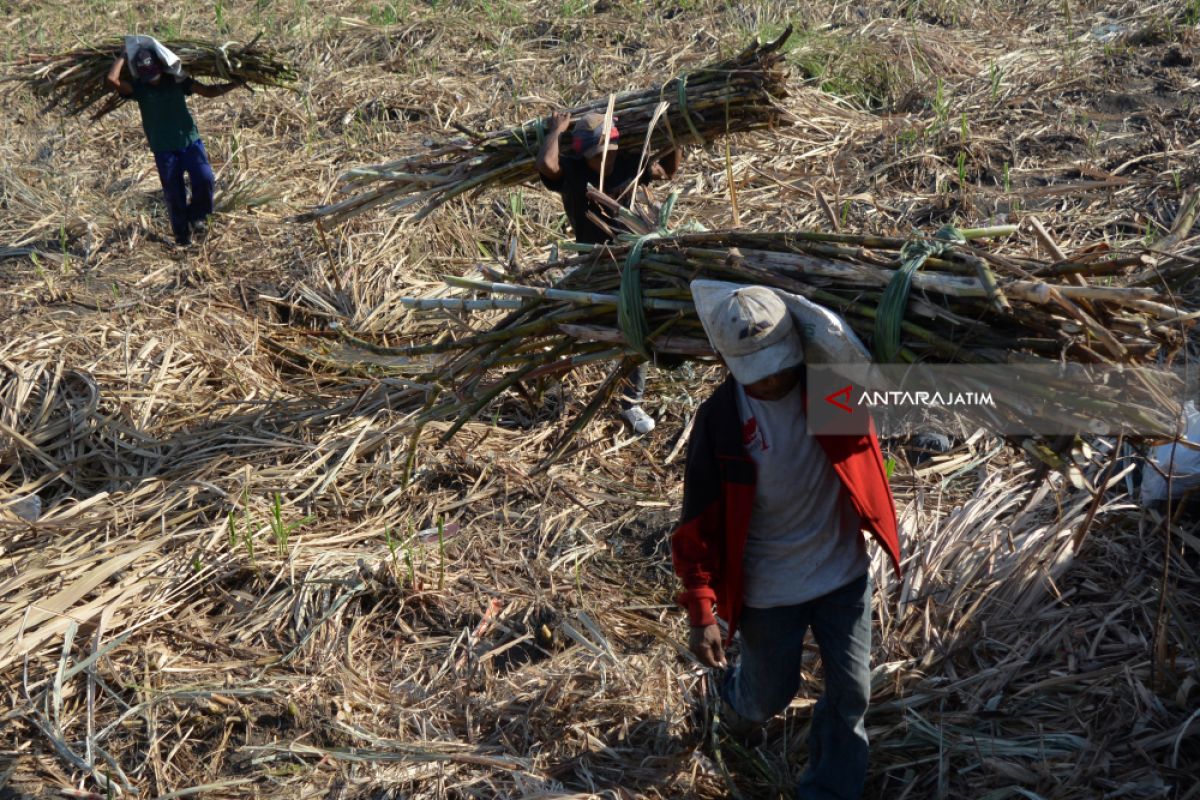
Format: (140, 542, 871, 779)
(131, 76, 199, 153)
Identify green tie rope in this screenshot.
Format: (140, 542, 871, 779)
(676, 74, 707, 146)
(617, 192, 705, 361)
(873, 224, 965, 362)
(514, 117, 547, 157)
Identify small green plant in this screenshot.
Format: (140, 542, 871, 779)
(387, 525, 417, 586)
(385, 526, 400, 569)
(788, 30, 899, 110)
(1002, 162, 1012, 193)
(404, 531, 416, 586)
(885, 457, 897, 480)
(436, 516, 446, 590)
(989, 62, 1003, 101)
(1059, 0, 1081, 73)
(840, 200, 851, 228)
(369, 2, 402, 25)
(228, 508, 255, 565)
(932, 78, 950, 133)
(956, 151, 968, 187)
(959, 111, 970, 144)
(508, 190, 524, 220)
(268, 492, 313, 558)
(1186, 0, 1200, 26)
(574, 553, 584, 605)
(475, 0, 521, 25)
(895, 128, 920, 153)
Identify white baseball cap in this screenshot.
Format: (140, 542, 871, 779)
(691, 279, 805, 385)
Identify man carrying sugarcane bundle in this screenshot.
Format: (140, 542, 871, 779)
(672, 281, 902, 799)
(105, 38, 244, 247)
(535, 111, 683, 435)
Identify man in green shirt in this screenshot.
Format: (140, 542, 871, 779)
(105, 45, 242, 246)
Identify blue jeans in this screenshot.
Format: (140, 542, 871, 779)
(153, 138, 214, 244)
(721, 572, 873, 800)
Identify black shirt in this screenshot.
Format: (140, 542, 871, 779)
(540, 152, 647, 244)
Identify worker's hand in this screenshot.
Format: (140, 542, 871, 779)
(548, 110, 572, 134)
(689, 624, 727, 669)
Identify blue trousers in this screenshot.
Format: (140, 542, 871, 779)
(153, 138, 214, 244)
(722, 572, 873, 800)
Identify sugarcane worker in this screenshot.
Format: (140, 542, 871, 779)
(535, 110, 683, 434)
(672, 281, 902, 800)
(105, 42, 243, 247)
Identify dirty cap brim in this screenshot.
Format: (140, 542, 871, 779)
(691, 279, 804, 385)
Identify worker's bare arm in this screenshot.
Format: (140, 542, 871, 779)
(192, 79, 243, 98)
(650, 146, 683, 181)
(105, 56, 133, 96)
(535, 110, 572, 182)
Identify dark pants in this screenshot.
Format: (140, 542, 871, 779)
(619, 362, 647, 409)
(722, 572, 873, 800)
(153, 138, 214, 244)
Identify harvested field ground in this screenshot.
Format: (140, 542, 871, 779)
(2, 1, 1199, 798)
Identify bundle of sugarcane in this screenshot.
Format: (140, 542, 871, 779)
(297, 27, 793, 226)
(316, 208, 1193, 463)
(3, 33, 296, 120)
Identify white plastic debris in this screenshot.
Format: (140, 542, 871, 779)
(2, 494, 42, 522)
(1141, 401, 1200, 503)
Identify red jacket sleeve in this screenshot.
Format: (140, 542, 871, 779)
(671, 411, 723, 627)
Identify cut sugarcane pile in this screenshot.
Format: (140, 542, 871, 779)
(298, 209, 1193, 461)
(298, 27, 793, 225)
(3, 33, 296, 120)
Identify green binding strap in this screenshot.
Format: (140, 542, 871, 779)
(657, 191, 679, 230)
(677, 75, 707, 146)
(873, 225, 965, 362)
(616, 192, 705, 360)
(515, 117, 546, 157)
(618, 231, 660, 361)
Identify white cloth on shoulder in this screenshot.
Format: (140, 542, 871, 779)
(123, 35, 185, 78)
(690, 278, 885, 387)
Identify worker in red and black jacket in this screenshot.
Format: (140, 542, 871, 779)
(672, 280, 902, 800)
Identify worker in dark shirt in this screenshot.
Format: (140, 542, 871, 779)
(536, 111, 682, 433)
(105, 45, 242, 247)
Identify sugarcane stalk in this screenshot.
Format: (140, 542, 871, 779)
(442, 276, 694, 311)
(307, 212, 1191, 457)
(521, 347, 630, 380)
(396, 297, 526, 311)
(958, 225, 1019, 240)
(534, 358, 639, 471)
(434, 342, 572, 444)
(6, 35, 296, 119)
(558, 324, 716, 356)
(299, 29, 793, 225)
